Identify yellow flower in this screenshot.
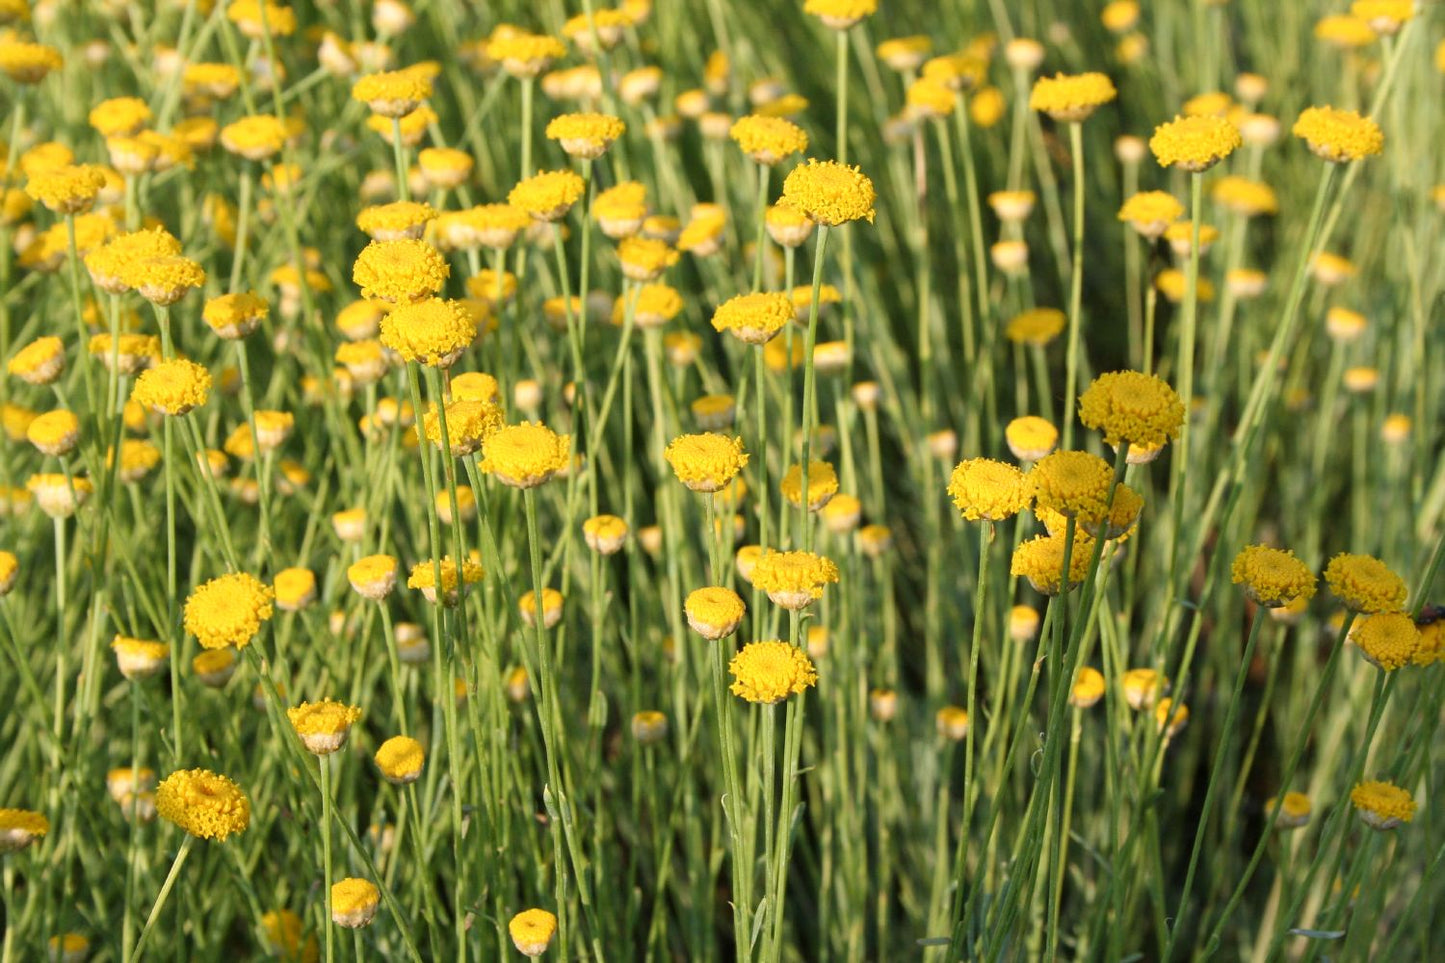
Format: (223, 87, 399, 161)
(616, 283, 684, 328)
(935, 706, 970, 740)
(781, 159, 876, 226)
(0, 39, 63, 83)
(1350, 780, 1416, 830)
(366, 105, 437, 146)
(481, 422, 570, 488)
(729, 115, 808, 165)
(1324, 552, 1407, 613)
(122, 256, 207, 306)
(348, 554, 399, 600)
(287, 699, 362, 755)
(89, 96, 152, 137)
(751, 550, 841, 609)
(1292, 106, 1384, 163)
(227, 1, 297, 39)
(766, 202, 815, 248)
(1350, 1, 1414, 36)
(25, 164, 106, 214)
(519, 588, 564, 628)
(1314, 14, 1376, 48)
(729, 640, 819, 703)
(1155, 698, 1189, 737)
(1070, 667, 1106, 708)
(26, 473, 93, 518)
(183, 572, 275, 650)
(0, 550, 16, 596)
(1029, 72, 1117, 122)
(509, 169, 586, 221)
(353, 239, 449, 304)
(711, 292, 793, 345)
(356, 201, 437, 242)
(422, 398, 503, 454)
(906, 77, 955, 119)
(351, 69, 432, 117)
(132, 359, 212, 416)
(582, 514, 629, 555)
(616, 236, 680, 282)
(1157, 268, 1215, 303)
(7, 336, 65, 385)
(1231, 545, 1317, 608)
(1030, 450, 1116, 522)
(684, 586, 746, 640)
(1077, 370, 1185, 450)
(0, 808, 49, 853)
(202, 291, 268, 339)
(509, 908, 559, 958)
(1117, 190, 1185, 238)
(271, 567, 316, 612)
(407, 556, 485, 605)
(664, 432, 748, 493)
(486, 32, 566, 78)
(781, 460, 839, 512)
(1351, 612, 1420, 671)
(1412, 615, 1444, 668)
(259, 909, 317, 963)
(876, 35, 932, 73)
(26, 409, 80, 457)
(1268, 791, 1313, 829)
(1011, 532, 1096, 595)
(111, 635, 169, 680)
(154, 769, 250, 840)
(1005, 307, 1066, 346)
(546, 112, 626, 159)
(948, 458, 1029, 521)
(219, 115, 288, 161)
(1211, 176, 1279, 217)
(631, 710, 669, 744)
(803, 0, 877, 30)
(380, 298, 474, 366)
(1149, 115, 1242, 171)
(331, 878, 381, 929)
(374, 735, 425, 785)
(1005, 416, 1058, 461)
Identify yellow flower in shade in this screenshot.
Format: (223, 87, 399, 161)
(380, 298, 474, 366)
(259, 910, 316, 963)
(192, 648, 238, 687)
(1077, 370, 1185, 450)
(948, 458, 1029, 521)
(781, 460, 839, 512)
(219, 115, 288, 161)
(202, 291, 269, 339)
(481, 423, 570, 488)
(1005, 416, 1058, 462)
(1118, 190, 1185, 239)
(1351, 612, 1420, 671)
(88, 334, 161, 376)
(111, 636, 169, 680)
(1070, 667, 1106, 708)
(0, 40, 63, 83)
(781, 159, 876, 225)
(509, 908, 559, 958)
(582, 514, 629, 555)
(729, 640, 819, 703)
(803, 0, 877, 30)
(1292, 107, 1384, 163)
(487, 32, 566, 78)
(348, 554, 399, 600)
(1005, 307, 1065, 346)
(25, 164, 106, 214)
(0, 551, 16, 596)
(353, 239, 449, 304)
(184, 573, 275, 650)
(8, 336, 65, 385)
(730, 115, 809, 165)
(422, 399, 503, 455)
(1231, 545, 1317, 608)
(1211, 176, 1279, 217)
(407, 555, 485, 606)
(1325, 553, 1407, 613)
(26, 409, 80, 457)
(935, 706, 970, 740)
(1154, 698, 1189, 737)
(331, 878, 381, 929)
(1011, 532, 1096, 596)
(711, 292, 793, 345)
(287, 699, 362, 754)
(519, 588, 564, 629)
(1351, 780, 1416, 830)
(417, 147, 474, 191)
(766, 202, 815, 248)
(154, 769, 250, 840)
(1030, 450, 1116, 522)
(616, 236, 680, 282)
(132, 359, 211, 415)
(685, 586, 746, 640)
(1156, 268, 1215, 303)
(272, 567, 316, 612)
(89, 96, 152, 137)
(122, 256, 207, 306)
(546, 112, 626, 159)
(227, 1, 297, 38)
(1029, 73, 1117, 122)
(876, 35, 932, 73)
(26, 473, 93, 518)
(357, 201, 437, 241)
(0, 809, 49, 853)
(509, 169, 586, 221)
(374, 735, 425, 785)
(664, 432, 748, 493)
(1267, 792, 1313, 829)
(1350, 1, 1414, 36)
(352, 69, 432, 117)
(1149, 115, 1242, 171)
(751, 550, 841, 610)
(592, 181, 649, 238)
(1122, 667, 1167, 709)
(1412, 615, 1444, 667)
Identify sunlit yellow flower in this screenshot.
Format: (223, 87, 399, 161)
(730, 114, 808, 165)
(509, 908, 559, 958)
(684, 586, 746, 640)
(1351, 780, 1416, 830)
(7, 336, 65, 386)
(111, 636, 169, 680)
(1150, 115, 1241, 171)
(1292, 106, 1384, 163)
(1350, 1, 1414, 36)
(509, 169, 585, 221)
(1011, 531, 1095, 595)
(25, 164, 106, 214)
(1005, 416, 1058, 461)
(155, 769, 250, 840)
(352, 68, 431, 117)
(408, 556, 484, 606)
(331, 878, 381, 929)
(948, 458, 1029, 521)
(488, 32, 566, 78)
(751, 549, 840, 609)
(1070, 667, 1106, 708)
(481, 422, 570, 488)
(582, 514, 629, 555)
(219, 114, 288, 161)
(25, 409, 79, 457)
(729, 640, 818, 703)
(546, 112, 626, 159)
(287, 699, 362, 754)
(1118, 191, 1184, 239)
(1005, 307, 1065, 346)
(353, 239, 449, 304)
(1078, 370, 1185, 450)
(26, 473, 93, 518)
(132, 359, 211, 415)
(664, 432, 748, 493)
(781, 160, 876, 225)
(0, 39, 62, 83)
(803, 0, 876, 30)
(1351, 612, 1420, 671)
(1231, 545, 1317, 608)
(184, 573, 275, 650)
(1029, 72, 1116, 122)
(1324, 553, 1407, 613)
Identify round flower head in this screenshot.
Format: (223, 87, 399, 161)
(1078, 370, 1185, 450)
(1118, 191, 1185, 239)
(1006, 307, 1066, 346)
(781, 160, 876, 226)
(1029, 73, 1117, 122)
(509, 169, 585, 221)
(1212, 176, 1280, 217)
(803, 0, 876, 29)
(1292, 106, 1384, 163)
(271, 567, 316, 613)
(931, 705, 968, 740)
(0, 809, 49, 853)
(1030, 450, 1116, 522)
(1351, 1, 1414, 35)
(1231, 545, 1317, 608)
(751, 550, 841, 610)
(631, 710, 669, 745)
(948, 458, 1029, 521)
(1155, 698, 1189, 737)
(1070, 667, 1106, 708)
(183, 572, 275, 650)
(331, 878, 381, 928)
(219, 115, 288, 160)
(89, 96, 152, 137)
(8, 336, 66, 386)
(380, 298, 475, 367)
(781, 460, 838, 512)
(509, 908, 559, 957)
(664, 432, 749, 493)
(374, 735, 425, 785)
(357, 201, 437, 242)
(1005, 416, 1058, 461)
(592, 181, 649, 238)
(0, 551, 17, 596)
(1268, 791, 1313, 830)
(154, 769, 250, 840)
(1011, 532, 1095, 595)
(616, 236, 679, 282)
(354, 239, 449, 304)
(766, 203, 815, 248)
(821, 493, 861, 534)
(25, 164, 106, 214)
(408, 555, 485, 606)
(711, 292, 793, 345)
(132, 359, 211, 416)
(517, 588, 563, 630)
(123, 256, 206, 306)
(685, 586, 746, 639)
(25, 409, 79, 457)
(546, 112, 626, 159)
(1351, 780, 1416, 830)
(192, 648, 238, 688)
(1325, 553, 1407, 613)
(1121, 668, 1167, 709)
(481, 423, 570, 488)
(111, 636, 169, 680)
(27, 473, 93, 518)
(352, 69, 431, 117)
(0, 40, 63, 83)
(729, 640, 819, 703)
(1351, 612, 1420, 671)
(202, 291, 268, 339)
(583, 514, 628, 555)
(1149, 115, 1242, 171)
(287, 699, 362, 755)
(488, 32, 566, 78)
(730, 114, 808, 165)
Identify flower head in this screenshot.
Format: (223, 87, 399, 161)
(546, 112, 626, 159)
(183, 573, 275, 650)
(582, 514, 629, 555)
(487, 32, 566, 78)
(509, 169, 586, 221)
(1118, 191, 1185, 239)
(1011, 532, 1096, 595)
(730, 115, 808, 165)
(8, 336, 66, 385)
(348, 554, 399, 600)
(1005, 308, 1065, 345)
(25, 164, 106, 214)
(1231, 545, 1316, 608)
(1029, 73, 1117, 122)
(1071, 667, 1106, 708)
(380, 298, 474, 366)
(781, 160, 876, 226)
(664, 432, 748, 493)
(685, 586, 746, 640)
(1005, 416, 1058, 461)
(781, 460, 838, 512)
(25, 409, 79, 456)
(1351, 779, 1416, 830)
(374, 735, 425, 785)
(751, 550, 840, 609)
(422, 399, 503, 454)
(803, 0, 877, 29)
(1078, 370, 1185, 450)
(408, 556, 485, 605)
(481, 423, 570, 488)
(202, 291, 269, 339)
(1149, 115, 1241, 171)
(123, 256, 207, 305)
(132, 359, 211, 415)
(155, 769, 250, 840)
(1030, 450, 1116, 522)
(1325, 553, 1407, 613)
(219, 115, 288, 161)
(353, 239, 449, 303)
(331, 878, 381, 929)
(1292, 106, 1384, 163)
(948, 458, 1029, 521)
(0, 40, 63, 83)
(1351, 612, 1420, 671)
(0, 808, 49, 853)
(111, 636, 169, 680)
(509, 908, 559, 957)
(287, 699, 362, 754)
(616, 236, 679, 282)
(711, 292, 793, 345)
(729, 640, 818, 703)
(352, 69, 432, 117)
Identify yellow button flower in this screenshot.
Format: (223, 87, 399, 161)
(1077, 370, 1186, 450)
(509, 908, 559, 957)
(1324, 552, 1407, 613)
(132, 359, 212, 416)
(155, 769, 250, 841)
(374, 735, 425, 785)
(1350, 612, 1420, 671)
(1029, 72, 1117, 122)
(1231, 545, 1317, 608)
(1030, 450, 1116, 522)
(545, 112, 626, 159)
(781, 159, 876, 226)
(751, 549, 840, 610)
(729, 114, 808, 165)
(353, 239, 450, 304)
(1350, 779, 1416, 830)
(684, 586, 746, 640)
(1292, 106, 1384, 163)
(287, 699, 362, 755)
(509, 169, 586, 221)
(664, 432, 748, 494)
(1149, 115, 1242, 172)
(729, 640, 819, 703)
(711, 292, 793, 345)
(948, 458, 1029, 521)
(481, 422, 571, 488)
(183, 572, 275, 650)
(331, 878, 381, 929)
